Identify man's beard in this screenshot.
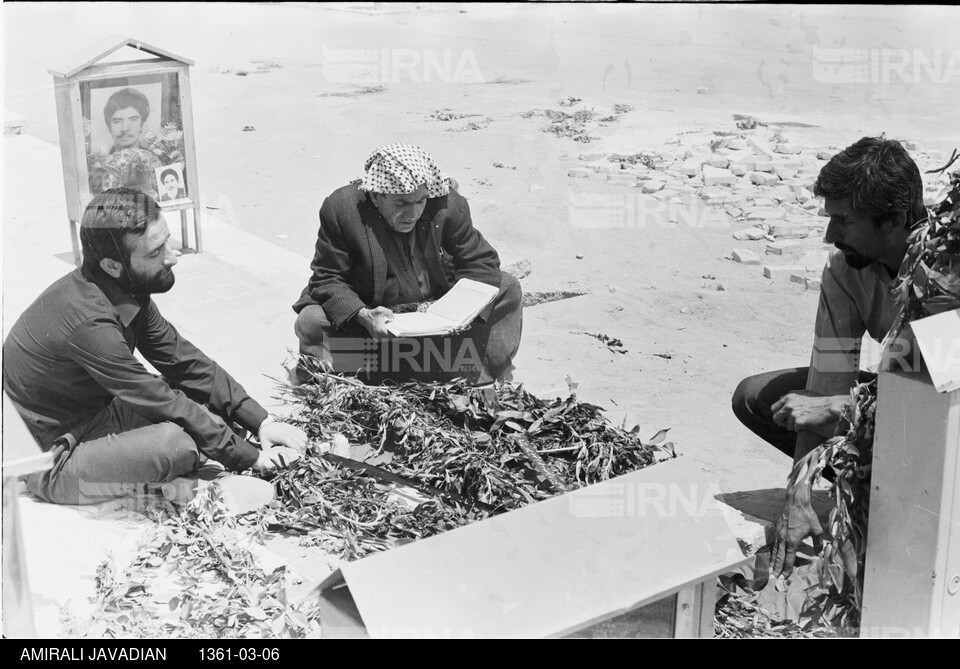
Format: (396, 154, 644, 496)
(840, 249, 873, 270)
(119, 267, 176, 294)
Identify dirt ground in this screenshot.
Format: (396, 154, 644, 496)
(5, 3, 960, 584)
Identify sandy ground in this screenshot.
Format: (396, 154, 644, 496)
(4, 3, 960, 489)
(4, 2, 960, 596)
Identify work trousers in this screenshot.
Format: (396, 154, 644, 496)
(24, 398, 201, 505)
(731, 366, 876, 459)
(296, 272, 523, 386)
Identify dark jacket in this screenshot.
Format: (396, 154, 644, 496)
(293, 184, 501, 328)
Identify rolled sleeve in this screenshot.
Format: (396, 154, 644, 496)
(806, 252, 866, 398)
(137, 300, 268, 434)
(68, 315, 260, 472)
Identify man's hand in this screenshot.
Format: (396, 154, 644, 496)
(355, 306, 394, 339)
(253, 445, 301, 474)
(771, 456, 825, 578)
(771, 391, 847, 437)
(259, 421, 308, 454)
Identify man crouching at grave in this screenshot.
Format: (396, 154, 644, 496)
(292, 143, 522, 386)
(730, 136, 926, 576)
(2, 188, 307, 505)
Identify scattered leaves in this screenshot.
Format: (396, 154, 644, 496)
(890, 169, 960, 338)
(575, 331, 628, 354)
(522, 107, 598, 143)
(431, 109, 478, 122)
(446, 117, 493, 132)
(733, 113, 766, 130)
(75, 485, 322, 639)
(607, 152, 660, 169)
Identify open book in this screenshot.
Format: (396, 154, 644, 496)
(386, 278, 499, 337)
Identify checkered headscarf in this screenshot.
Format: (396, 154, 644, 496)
(359, 143, 450, 197)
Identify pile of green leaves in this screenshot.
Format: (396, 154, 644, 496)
(794, 381, 876, 630)
(75, 484, 322, 639)
(261, 372, 675, 559)
(715, 381, 876, 637)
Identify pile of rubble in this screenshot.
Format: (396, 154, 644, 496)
(569, 123, 951, 290)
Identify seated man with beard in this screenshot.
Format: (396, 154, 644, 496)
(293, 143, 523, 386)
(3, 188, 307, 505)
(730, 136, 926, 575)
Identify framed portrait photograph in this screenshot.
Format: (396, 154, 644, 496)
(50, 38, 204, 260)
(156, 162, 188, 203)
(80, 72, 186, 200)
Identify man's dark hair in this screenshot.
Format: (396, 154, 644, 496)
(813, 135, 926, 228)
(80, 188, 161, 273)
(160, 168, 179, 183)
(103, 87, 150, 126)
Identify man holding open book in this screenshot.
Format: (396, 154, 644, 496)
(293, 143, 523, 386)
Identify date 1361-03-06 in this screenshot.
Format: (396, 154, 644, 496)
(199, 648, 281, 661)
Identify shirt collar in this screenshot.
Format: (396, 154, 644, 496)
(869, 260, 897, 284)
(81, 264, 143, 327)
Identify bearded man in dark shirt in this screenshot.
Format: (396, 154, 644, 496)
(3, 188, 306, 505)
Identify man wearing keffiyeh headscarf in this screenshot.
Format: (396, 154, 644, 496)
(292, 143, 522, 386)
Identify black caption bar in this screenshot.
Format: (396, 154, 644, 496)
(8, 640, 297, 663)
